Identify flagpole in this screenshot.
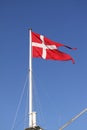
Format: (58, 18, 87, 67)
(29, 29, 33, 127)
(26, 29, 42, 130)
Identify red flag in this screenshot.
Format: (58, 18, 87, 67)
(32, 32, 76, 63)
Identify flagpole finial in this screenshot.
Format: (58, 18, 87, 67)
(29, 28, 32, 31)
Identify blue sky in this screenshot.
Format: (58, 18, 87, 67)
(0, 0, 87, 130)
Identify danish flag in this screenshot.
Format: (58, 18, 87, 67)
(32, 32, 76, 63)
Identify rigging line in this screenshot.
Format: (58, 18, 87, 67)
(24, 85, 29, 129)
(11, 73, 28, 130)
(12, 115, 28, 130)
(32, 72, 46, 127)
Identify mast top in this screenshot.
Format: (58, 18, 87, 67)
(29, 28, 32, 31)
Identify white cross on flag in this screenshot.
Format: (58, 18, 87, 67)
(32, 31, 76, 63)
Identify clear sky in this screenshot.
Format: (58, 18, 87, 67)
(0, 0, 87, 130)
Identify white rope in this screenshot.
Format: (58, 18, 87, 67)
(32, 72, 46, 127)
(24, 85, 29, 129)
(11, 74, 28, 130)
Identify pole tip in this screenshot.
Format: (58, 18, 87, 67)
(29, 28, 32, 31)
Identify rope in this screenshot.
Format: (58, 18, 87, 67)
(24, 85, 29, 129)
(11, 74, 28, 130)
(32, 72, 46, 127)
